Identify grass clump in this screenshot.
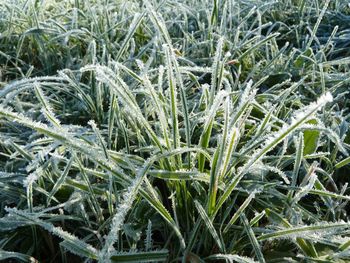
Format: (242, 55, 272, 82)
(0, 0, 350, 262)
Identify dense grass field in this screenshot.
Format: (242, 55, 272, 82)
(1, 0, 350, 262)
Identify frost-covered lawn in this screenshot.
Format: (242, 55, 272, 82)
(0, 0, 350, 262)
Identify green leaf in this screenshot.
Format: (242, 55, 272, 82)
(258, 222, 350, 241)
(335, 156, 350, 169)
(194, 200, 225, 252)
(206, 253, 257, 263)
(264, 209, 318, 258)
(0, 249, 38, 262)
(47, 157, 74, 205)
(241, 213, 265, 263)
(6, 208, 99, 260)
(110, 250, 168, 263)
(303, 119, 320, 155)
(224, 192, 256, 233)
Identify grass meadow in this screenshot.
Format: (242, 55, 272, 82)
(0, 0, 350, 262)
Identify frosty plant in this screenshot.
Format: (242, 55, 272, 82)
(0, 0, 350, 262)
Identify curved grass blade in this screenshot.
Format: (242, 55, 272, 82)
(194, 200, 225, 253)
(241, 213, 265, 263)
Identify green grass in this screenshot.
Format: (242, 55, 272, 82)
(0, 0, 350, 262)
